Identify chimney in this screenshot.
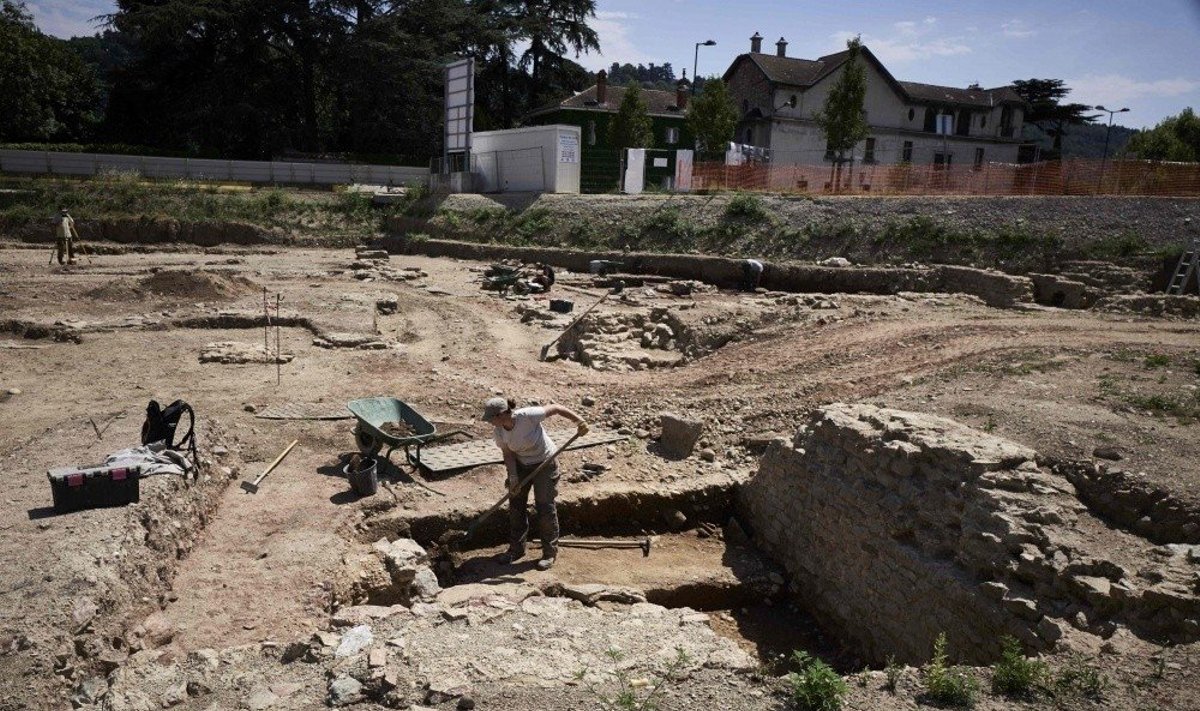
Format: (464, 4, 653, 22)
(776, 37, 788, 57)
(750, 32, 763, 53)
(676, 78, 689, 110)
(596, 70, 608, 104)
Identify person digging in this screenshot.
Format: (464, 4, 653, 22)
(482, 396, 588, 570)
(55, 208, 81, 265)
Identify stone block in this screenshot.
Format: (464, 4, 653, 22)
(659, 412, 703, 458)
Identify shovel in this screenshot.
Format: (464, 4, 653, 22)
(443, 429, 585, 548)
(240, 439, 299, 494)
(538, 285, 621, 362)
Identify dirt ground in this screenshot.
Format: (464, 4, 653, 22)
(1, 242, 1199, 710)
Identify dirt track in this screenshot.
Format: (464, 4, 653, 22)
(2, 244, 1199, 709)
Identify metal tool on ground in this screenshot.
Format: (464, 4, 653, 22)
(442, 430, 584, 550)
(240, 439, 299, 493)
(1166, 237, 1199, 295)
(538, 285, 621, 362)
(553, 537, 652, 557)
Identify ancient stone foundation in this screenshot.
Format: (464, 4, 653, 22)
(739, 404, 1200, 665)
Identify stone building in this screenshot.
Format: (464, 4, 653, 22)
(723, 33, 1027, 167)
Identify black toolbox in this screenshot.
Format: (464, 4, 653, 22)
(48, 464, 141, 514)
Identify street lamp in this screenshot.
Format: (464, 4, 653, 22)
(1095, 104, 1130, 192)
(693, 40, 716, 95)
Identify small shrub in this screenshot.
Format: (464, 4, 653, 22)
(575, 647, 691, 711)
(885, 655, 902, 693)
(1051, 654, 1108, 700)
(991, 636, 1048, 698)
(786, 651, 848, 711)
(725, 192, 769, 221)
(922, 633, 978, 707)
(1087, 231, 1148, 259)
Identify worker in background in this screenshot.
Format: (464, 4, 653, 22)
(741, 258, 764, 291)
(55, 209, 80, 265)
(482, 396, 588, 571)
(530, 264, 555, 293)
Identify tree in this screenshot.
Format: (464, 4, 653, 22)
(608, 82, 653, 150)
(1126, 107, 1200, 162)
(1011, 78, 1097, 155)
(0, 0, 101, 142)
(518, 0, 599, 88)
(686, 77, 737, 158)
(814, 36, 869, 190)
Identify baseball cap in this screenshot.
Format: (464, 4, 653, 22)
(480, 397, 510, 422)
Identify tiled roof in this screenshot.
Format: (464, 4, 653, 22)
(729, 46, 1026, 109)
(899, 81, 1025, 108)
(530, 84, 687, 119)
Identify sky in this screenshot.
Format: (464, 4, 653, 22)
(26, 0, 1200, 129)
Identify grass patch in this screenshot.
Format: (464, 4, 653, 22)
(991, 636, 1048, 699)
(575, 647, 691, 711)
(1143, 353, 1172, 368)
(1050, 655, 1108, 701)
(786, 651, 848, 711)
(1086, 231, 1149, 259)
(724, 192, 770, 221)
(921, 633, 979, 708)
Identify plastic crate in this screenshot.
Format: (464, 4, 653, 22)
(48, 464, 141, 514)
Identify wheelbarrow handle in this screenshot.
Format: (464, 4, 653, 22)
(465, 430, 584, 539)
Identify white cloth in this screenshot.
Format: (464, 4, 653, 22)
(745, 259, 764, 272)
(493, 407, 556, 465)
(60, 216, 75, 240)
(104, 444, 192, 477)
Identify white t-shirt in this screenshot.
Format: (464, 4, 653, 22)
(60, 216, 75, 239)
(493, 407, 556, 465)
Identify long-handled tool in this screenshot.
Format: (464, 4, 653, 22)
(553, 538, 652, 557)
(538, 286, 621, 361)
(443, 429, 585, 548)
(240, 439, 299, 493)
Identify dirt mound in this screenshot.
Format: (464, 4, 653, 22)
(87, 270, 260, 301)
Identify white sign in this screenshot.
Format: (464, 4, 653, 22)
(652, 157, 668, 168)
(623, 149, 645, 194)
(559, 133, 579, 163)
(936, 114, 954, 136)
(444, 58, 475, 157)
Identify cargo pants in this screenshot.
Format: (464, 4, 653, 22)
(507, 458, 560, 557)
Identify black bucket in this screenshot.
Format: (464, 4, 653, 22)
(344, 457, 378, 497)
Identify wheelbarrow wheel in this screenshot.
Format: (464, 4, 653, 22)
(354, 425, 382, 457)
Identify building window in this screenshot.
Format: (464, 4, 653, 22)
(863, 137, 876, 163)
(744, 127, 753, 144)
(587, 121, 596, 146)
(902, 141, 913, 163)
(956, 109, 971, 136)
(934, 152, 951, 168)
(974, 147, 985, 169)
(924, 108, 937, 133)
(908, 108, 915, 122)
(980, 115, 987, 128)
(665, 126, 680, 144)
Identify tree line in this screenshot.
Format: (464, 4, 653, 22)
(0, 0, 601, 162)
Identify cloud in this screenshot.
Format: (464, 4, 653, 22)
(832, 21, 971, 64)
(1068, 74, 1200, 106)
(26, 0, 113, 38)
(580, 9, 659, 71)
(1001, 19, 1037, 38)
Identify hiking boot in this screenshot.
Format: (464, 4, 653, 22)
(536, 555, 556, 571)
(498, 547, 525, 564)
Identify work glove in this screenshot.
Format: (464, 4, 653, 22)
(576, 421, 590, 437)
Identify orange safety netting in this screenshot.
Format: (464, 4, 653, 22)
(690, 159, 1200, 197)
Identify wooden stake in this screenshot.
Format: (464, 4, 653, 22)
(275, 293, 282, 387)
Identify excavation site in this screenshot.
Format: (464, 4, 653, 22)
(2, 193, 1199, 711)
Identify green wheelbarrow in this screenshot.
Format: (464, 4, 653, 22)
(347, 397, 466, 468)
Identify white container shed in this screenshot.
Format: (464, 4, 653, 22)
(469, 125, 580, 194)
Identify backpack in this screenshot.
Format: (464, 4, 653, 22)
(141, 399, 198, 464)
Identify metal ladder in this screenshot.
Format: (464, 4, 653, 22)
(1167, 237, 1199, 295)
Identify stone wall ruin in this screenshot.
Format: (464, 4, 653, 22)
(738, 404, 1200, 665)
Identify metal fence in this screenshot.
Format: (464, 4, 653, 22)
(692, 158, 1200, 197)
(0, 149, 429, 186)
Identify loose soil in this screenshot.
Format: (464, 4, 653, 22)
(1, 241, 1198, 710)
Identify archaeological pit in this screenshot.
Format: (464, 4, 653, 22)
(1, 226, 1199, 711)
